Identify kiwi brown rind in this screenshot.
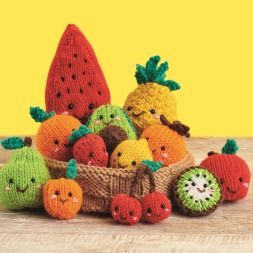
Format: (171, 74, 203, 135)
(172, 166, 223, 217)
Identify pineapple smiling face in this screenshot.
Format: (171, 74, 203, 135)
(124, 56, 180, 134)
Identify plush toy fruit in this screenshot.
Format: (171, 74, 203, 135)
(0, 137, 51, 209)
(110, 139, 153, 169)
(30, 107, 81, 161)
(69, 125, 108, 167)
(173, 167, 222, 216)
(43, 159, 83, 220)
(141, 115, 190, 166)
(99, 125, 128, 155)
(45, 24, 111, 123)
(111, 194, 142, 225)
(124, 55, 180, 134)
(200, 139, 251, 201)
(87, 104, 137, 139)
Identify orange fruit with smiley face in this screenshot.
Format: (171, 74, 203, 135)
(43, 159, 83, 219)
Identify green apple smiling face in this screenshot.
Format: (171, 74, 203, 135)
(0, 147, 51, 209)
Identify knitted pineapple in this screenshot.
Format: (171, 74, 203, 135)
(87, 105, 137, 139)
(140, 115, 190, 166)
(124, 56, 180, 134)
(110, 139, 153, 169)
(69, 125, 108, 167)
(200, 139, 251, 201)
(0, 137, 51, 209)
(43, 159, 83, 220)
(45, 24, 111, 123)
(30, 107, 81, 161)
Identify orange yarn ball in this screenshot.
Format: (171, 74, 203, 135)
(43, 178, 83, 220)
(36, 115, 81, 161)
(140, 124, 186, 166)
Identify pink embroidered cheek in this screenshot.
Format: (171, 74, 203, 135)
(55, 147, 59, 153)
(153, 113, 160, 119)
(5, 186, 11, 192)
(72, 198, 78, 203)
(114, 116, 120, 121)
(243, 182, 249, 188)
(50, 194, 57, 199)
(61, 111, 69, 115)
(94, 120, 100, 125)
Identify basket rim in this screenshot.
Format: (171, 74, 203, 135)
(44, 152, 195, 177)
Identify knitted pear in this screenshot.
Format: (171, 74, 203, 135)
(0, 137, 51, 209)
(124, 56, 180, 134)
(45, 24, 111, 123)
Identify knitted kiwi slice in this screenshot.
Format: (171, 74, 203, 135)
(173, 167, 222, 216)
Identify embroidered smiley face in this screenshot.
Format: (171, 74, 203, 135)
(43, 178, 83, 220)
(174, 167, 222, 216)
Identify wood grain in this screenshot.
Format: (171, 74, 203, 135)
(0, 138, 252, 253)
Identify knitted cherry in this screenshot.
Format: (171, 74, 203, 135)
(69, 125, 108, 167)
(200, 139, 251, 202)
(45, 24, 111, 123)
(138, 166, 171, 224)
(111, 194, 142, 225)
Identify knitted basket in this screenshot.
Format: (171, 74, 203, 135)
(45, 153, 194, 213)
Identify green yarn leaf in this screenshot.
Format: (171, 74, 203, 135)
(1, 137, 25, 150)
(121, 109, 138, 137)
(134, 55, 181, 91)
(222, 139, 239, 154)
(142, 160, 163, 172)
(69, 125, 91, 143)
(66, 159, 78, 179)
(30, 106, 55, 123)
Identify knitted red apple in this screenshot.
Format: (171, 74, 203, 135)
(45, 24, 111, 123)
(69, 125, 108, 167)
(111, 194, 142, 225)
(200, 139, 251, 202)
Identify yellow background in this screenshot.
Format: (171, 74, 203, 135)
(0, 0, 252, 136)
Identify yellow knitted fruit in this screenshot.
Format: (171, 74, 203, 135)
(124, 56, 180, 134)
(110, 139, 153, 169)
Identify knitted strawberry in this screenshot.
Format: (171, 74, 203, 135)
(69, 125, 108, 167)
(200, 139, 251, 202)
(45, 24, 111, 123)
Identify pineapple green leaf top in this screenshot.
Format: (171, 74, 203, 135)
(69, 125, 91, 143)
(30, 106, 55, 123)
(222, 139, 239, 154)
(135, 55, 181, 91)
(142, 160, 163, 172)
(66, 159, 78, 179)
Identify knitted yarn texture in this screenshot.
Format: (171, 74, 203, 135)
(45, 24, 111, 123)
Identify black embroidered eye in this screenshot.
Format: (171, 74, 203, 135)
(129, 211, 134, 216)
(239, 177, 243, 182)
(147, 208, 152, 214)
(150, 109, 156, 114)
(203, 184, 208, 188)
(31, 178, 36, 183)
(89, 152, 94, 157)
(191, 182, 196, 186)
(161, 146, 166, 151)
(54, 139, 59, 145)
(80, 88, 83, 94)
(56, 92, 61, 98)
(68, 192, 73, 197)
(55, 190, 60, 195)
(61, 76, 65, 82)
(68, 103, 74, 110)
(89, 104, 95, 110)
(127, 106, 133, 111)
(9, 178, 14, 184)
(117, 152, 122, 157)
(196, 174, 200, 177)
(220, 178, 224, 184)
(132, 161, 137, 166)
(99, 115, 103, 120)
(161, 204, 166, 209)
(110, 114, 115, 118)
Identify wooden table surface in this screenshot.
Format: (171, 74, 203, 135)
(0, 138, 252, 253)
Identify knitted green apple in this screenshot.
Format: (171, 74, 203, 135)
(0, 137, 51, 209)
(45, 24, 111, 123)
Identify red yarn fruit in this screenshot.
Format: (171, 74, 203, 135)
(45, 24, 111, 123)
(111, 194, 142, 225)
(141, 192, 171, 224)
(200, 139, 251, 202)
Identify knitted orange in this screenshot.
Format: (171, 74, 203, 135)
(140, 115, 190, 166)
(45, 24, 111, 123)
(30, 107, 81, 161)
(43, 160, 83, 220)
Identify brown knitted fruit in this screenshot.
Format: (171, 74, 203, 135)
(99, 125, 128, 154)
